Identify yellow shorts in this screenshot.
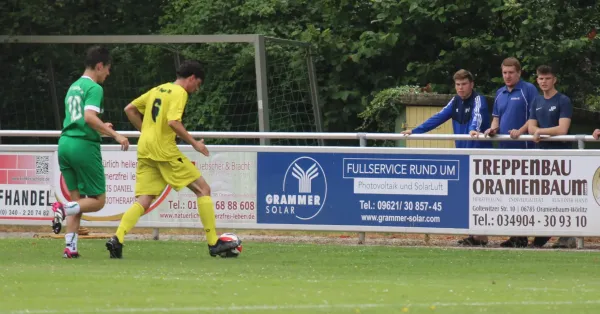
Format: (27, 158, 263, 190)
(135, 156, 201, 196)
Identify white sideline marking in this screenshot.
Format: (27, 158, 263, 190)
(134, 276, 599, 293)
(133, 276, 599, 292)
(516, 287, 597, 293)
(6, 300, 600, 313)
(139, 275, 412, 286)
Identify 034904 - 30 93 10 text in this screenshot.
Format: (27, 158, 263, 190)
(472, 213, 588, 228)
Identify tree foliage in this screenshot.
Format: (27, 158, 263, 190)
(160, 0, 324, 143)
(1, 0, 599, 145)
(357, 85, 433, 133)
(359, 0, 599, 134)
(159, 0, 599, 135)
(0, 0, 164, 143)
(2, 0, 163, 35)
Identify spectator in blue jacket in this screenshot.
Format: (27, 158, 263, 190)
(401, 69, 492, 149)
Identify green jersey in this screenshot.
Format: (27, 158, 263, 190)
(61, 76, 104, 143)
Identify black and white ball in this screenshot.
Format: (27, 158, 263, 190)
(218, 233, 242, 258)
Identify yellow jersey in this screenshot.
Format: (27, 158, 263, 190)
(132, 82, 188, 161)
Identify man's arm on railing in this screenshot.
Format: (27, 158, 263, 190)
(403, 99, 454, 135)
(528, 99, 539, 136)
(534, 118, 571, 136)
(513, 121, 529, 138)
(528, 119, 539, 135)
(480, 117, 499, 137)
(482, 95, 501, 137)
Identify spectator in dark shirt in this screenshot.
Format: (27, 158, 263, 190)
(528, 65, 575, 248)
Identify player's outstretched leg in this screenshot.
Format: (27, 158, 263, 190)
(198, 196, 238, 257)
(106, 200, 148, 259)
(188, 178, 239, 257)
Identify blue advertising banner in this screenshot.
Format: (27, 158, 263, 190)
(257, 152, 470, 229)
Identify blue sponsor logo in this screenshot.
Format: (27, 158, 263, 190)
(264, 156, 328, 220)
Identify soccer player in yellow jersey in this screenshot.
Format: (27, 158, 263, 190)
(105, 60, 239, 258)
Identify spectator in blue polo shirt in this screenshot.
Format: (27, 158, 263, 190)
(401, 69, 492, 150)
(528, 65, 575, 249)
(484, 57, 538, 149)
(481, 57, 538, 248)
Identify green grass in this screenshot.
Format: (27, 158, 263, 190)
(1, 239, 600, 314)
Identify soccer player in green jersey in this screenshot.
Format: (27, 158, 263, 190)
(51, 46, 130, 258)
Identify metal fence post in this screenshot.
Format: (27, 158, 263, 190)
(306, 46, 325, 146)
(152, 228, 160, 241)
(47, 59, 62, 131)
(576, 135, 585, 249)
(254, 35, 270, 145)
(358, 133, 367, 244)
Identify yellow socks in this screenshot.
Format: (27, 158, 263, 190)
(115, 198, 218, 246)
(197, 196, 218, 246)
(116, 202, 145, 243)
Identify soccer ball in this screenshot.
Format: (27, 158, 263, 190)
(218, 232, 242, 258)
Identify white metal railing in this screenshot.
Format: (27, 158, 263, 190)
(0, 130, 596, 143)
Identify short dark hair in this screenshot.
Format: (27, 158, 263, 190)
(176, 60, 205, 81)
(84, 45, 111, 69)
(536, 65, 555, 76)
(501, 57, 521, 72)
(453, 69, 474, 82)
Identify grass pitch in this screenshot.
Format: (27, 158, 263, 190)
(1, 238, 599, 313)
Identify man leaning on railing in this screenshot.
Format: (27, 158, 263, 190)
(401, 69, 492, 150)
(474, 57, 539, 248)
(401, 69, 494, 247)
(528, 65, 575, 249)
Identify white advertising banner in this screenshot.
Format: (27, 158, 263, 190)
(52, 150, 257, 226)
(1, 145, 600, 237)
(469, 155, 595, 235)
(0, 149, 256, 227)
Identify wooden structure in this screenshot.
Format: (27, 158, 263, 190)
(394, 94, 471, 148)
